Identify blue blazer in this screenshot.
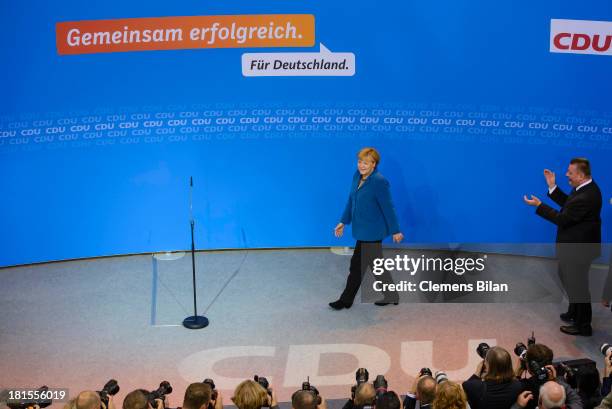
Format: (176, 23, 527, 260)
(340, 169, 400, 241)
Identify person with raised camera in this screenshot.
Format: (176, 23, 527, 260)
(514, 343, 582, 409)
(376, 392, 402, 409)
(231, 380, 279, 409)
(122, 390, 164, 409)
(181, 383, 223, 409)
(404, 370, 436, 409)
(431, 381, 468, 409)
(342, 383, 376, 409)
(576, 365, 602, 409)
(291, 390, 327, 409)
(462, 346, 522, 409)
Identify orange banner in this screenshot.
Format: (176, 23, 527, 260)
(56, 14, 315, 55)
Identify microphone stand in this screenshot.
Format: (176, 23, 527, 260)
(182, 176, 209, 329)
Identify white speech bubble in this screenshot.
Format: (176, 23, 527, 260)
(242, 43, 355, 76)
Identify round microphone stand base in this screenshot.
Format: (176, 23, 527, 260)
(182, 315, 209, 329)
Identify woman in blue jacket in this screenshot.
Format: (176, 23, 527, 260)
(330, 147, 404, 310)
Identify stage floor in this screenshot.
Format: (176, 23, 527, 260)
(1, 248, 611, 408)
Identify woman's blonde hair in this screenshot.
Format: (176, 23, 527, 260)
(432, 381, 468, 409)
(357, 147, 380, 167)
(231, 380, 268, 409)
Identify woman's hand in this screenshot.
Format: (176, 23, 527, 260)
(393, 232, 404, 243)
(334, 223, 345, 237)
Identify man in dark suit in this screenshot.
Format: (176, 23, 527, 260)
(524, 157, 602, 336)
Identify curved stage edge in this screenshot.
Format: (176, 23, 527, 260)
(1, 248, 610, 408)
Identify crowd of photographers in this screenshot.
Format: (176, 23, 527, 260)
(8, 340, 612, 409)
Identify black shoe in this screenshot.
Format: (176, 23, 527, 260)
(374, 301, 399, 306)
(560, 312, 575, 323)
(329, 299, 351, 310)
(560, 325, 592, 336)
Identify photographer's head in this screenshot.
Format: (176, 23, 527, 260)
(182, 383, 212, 409)
(353, 383, 375, 407)
(538, 381, 565, 409)
(483, 346, 514, 383)
(416, 376, 436, 405)
(232, 380, 269, 409)
(123, 390, 151, 409)
(291, 391, 316, 409)
(432, 381, 467, 409)
(375, 392, 401, 409)
(76, 392, 101, 409)
(526, 344, 554, 372)
(577, 365, 601, 396)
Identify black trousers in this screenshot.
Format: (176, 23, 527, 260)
(559, 259, 592, 327)
(339, 240, 398, 305)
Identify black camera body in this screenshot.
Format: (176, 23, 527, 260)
(254, 375, 272, 397)
(350, 368, 370, 400)
(202, 379, 218, 401)
(514, 343, 528, 361)
(373, 375, 388, 401)
(419, 368, 433, 377)
(514, 332, 536, 363)
(476, 343, 490, 359)
(528, 360, 549, 384)
(98, 380, 120, 408)
(553, 358, 597, 389)
(148, 381, 173, 409)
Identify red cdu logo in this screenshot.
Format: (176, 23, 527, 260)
(550, 19, 612, 55)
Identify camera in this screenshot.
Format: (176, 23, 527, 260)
(147, 381, 173, 409)
(601, 343, 612, 361)
(434, 371, 448, 384)
(98, 380, 120, 408)
(254, 376, 272, 408)
(202, 379, 218, 401)
(529, 360, 549, 384)
(527, 331, 536, 346)
(476, 343, 490, 359)
(351, 368, 370, 399)
(514, 332, 536, 361)
(514, 343, 528, 360)
(373, 375, 388, 399)
(292, 377, 321, 406)
(419, 368, 432, 377)
(555, 362, 578, 386)
(254, 375, 272, 397)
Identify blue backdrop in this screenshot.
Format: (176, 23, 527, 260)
(1, 0, 611, 266)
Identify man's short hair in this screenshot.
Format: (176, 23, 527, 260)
(375, 392, 400, 409)
(292, 390, 317, 409)
(570, 157, 591, 177)
(183, 383, 212, 409)
(539, 381, 565, 409)
(417, 376, 437, 404)
(123, 390, 150, 409)
(353, 383, 375, 406)
(76, 391, 101, 409)
(526, 344, 554, 367)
